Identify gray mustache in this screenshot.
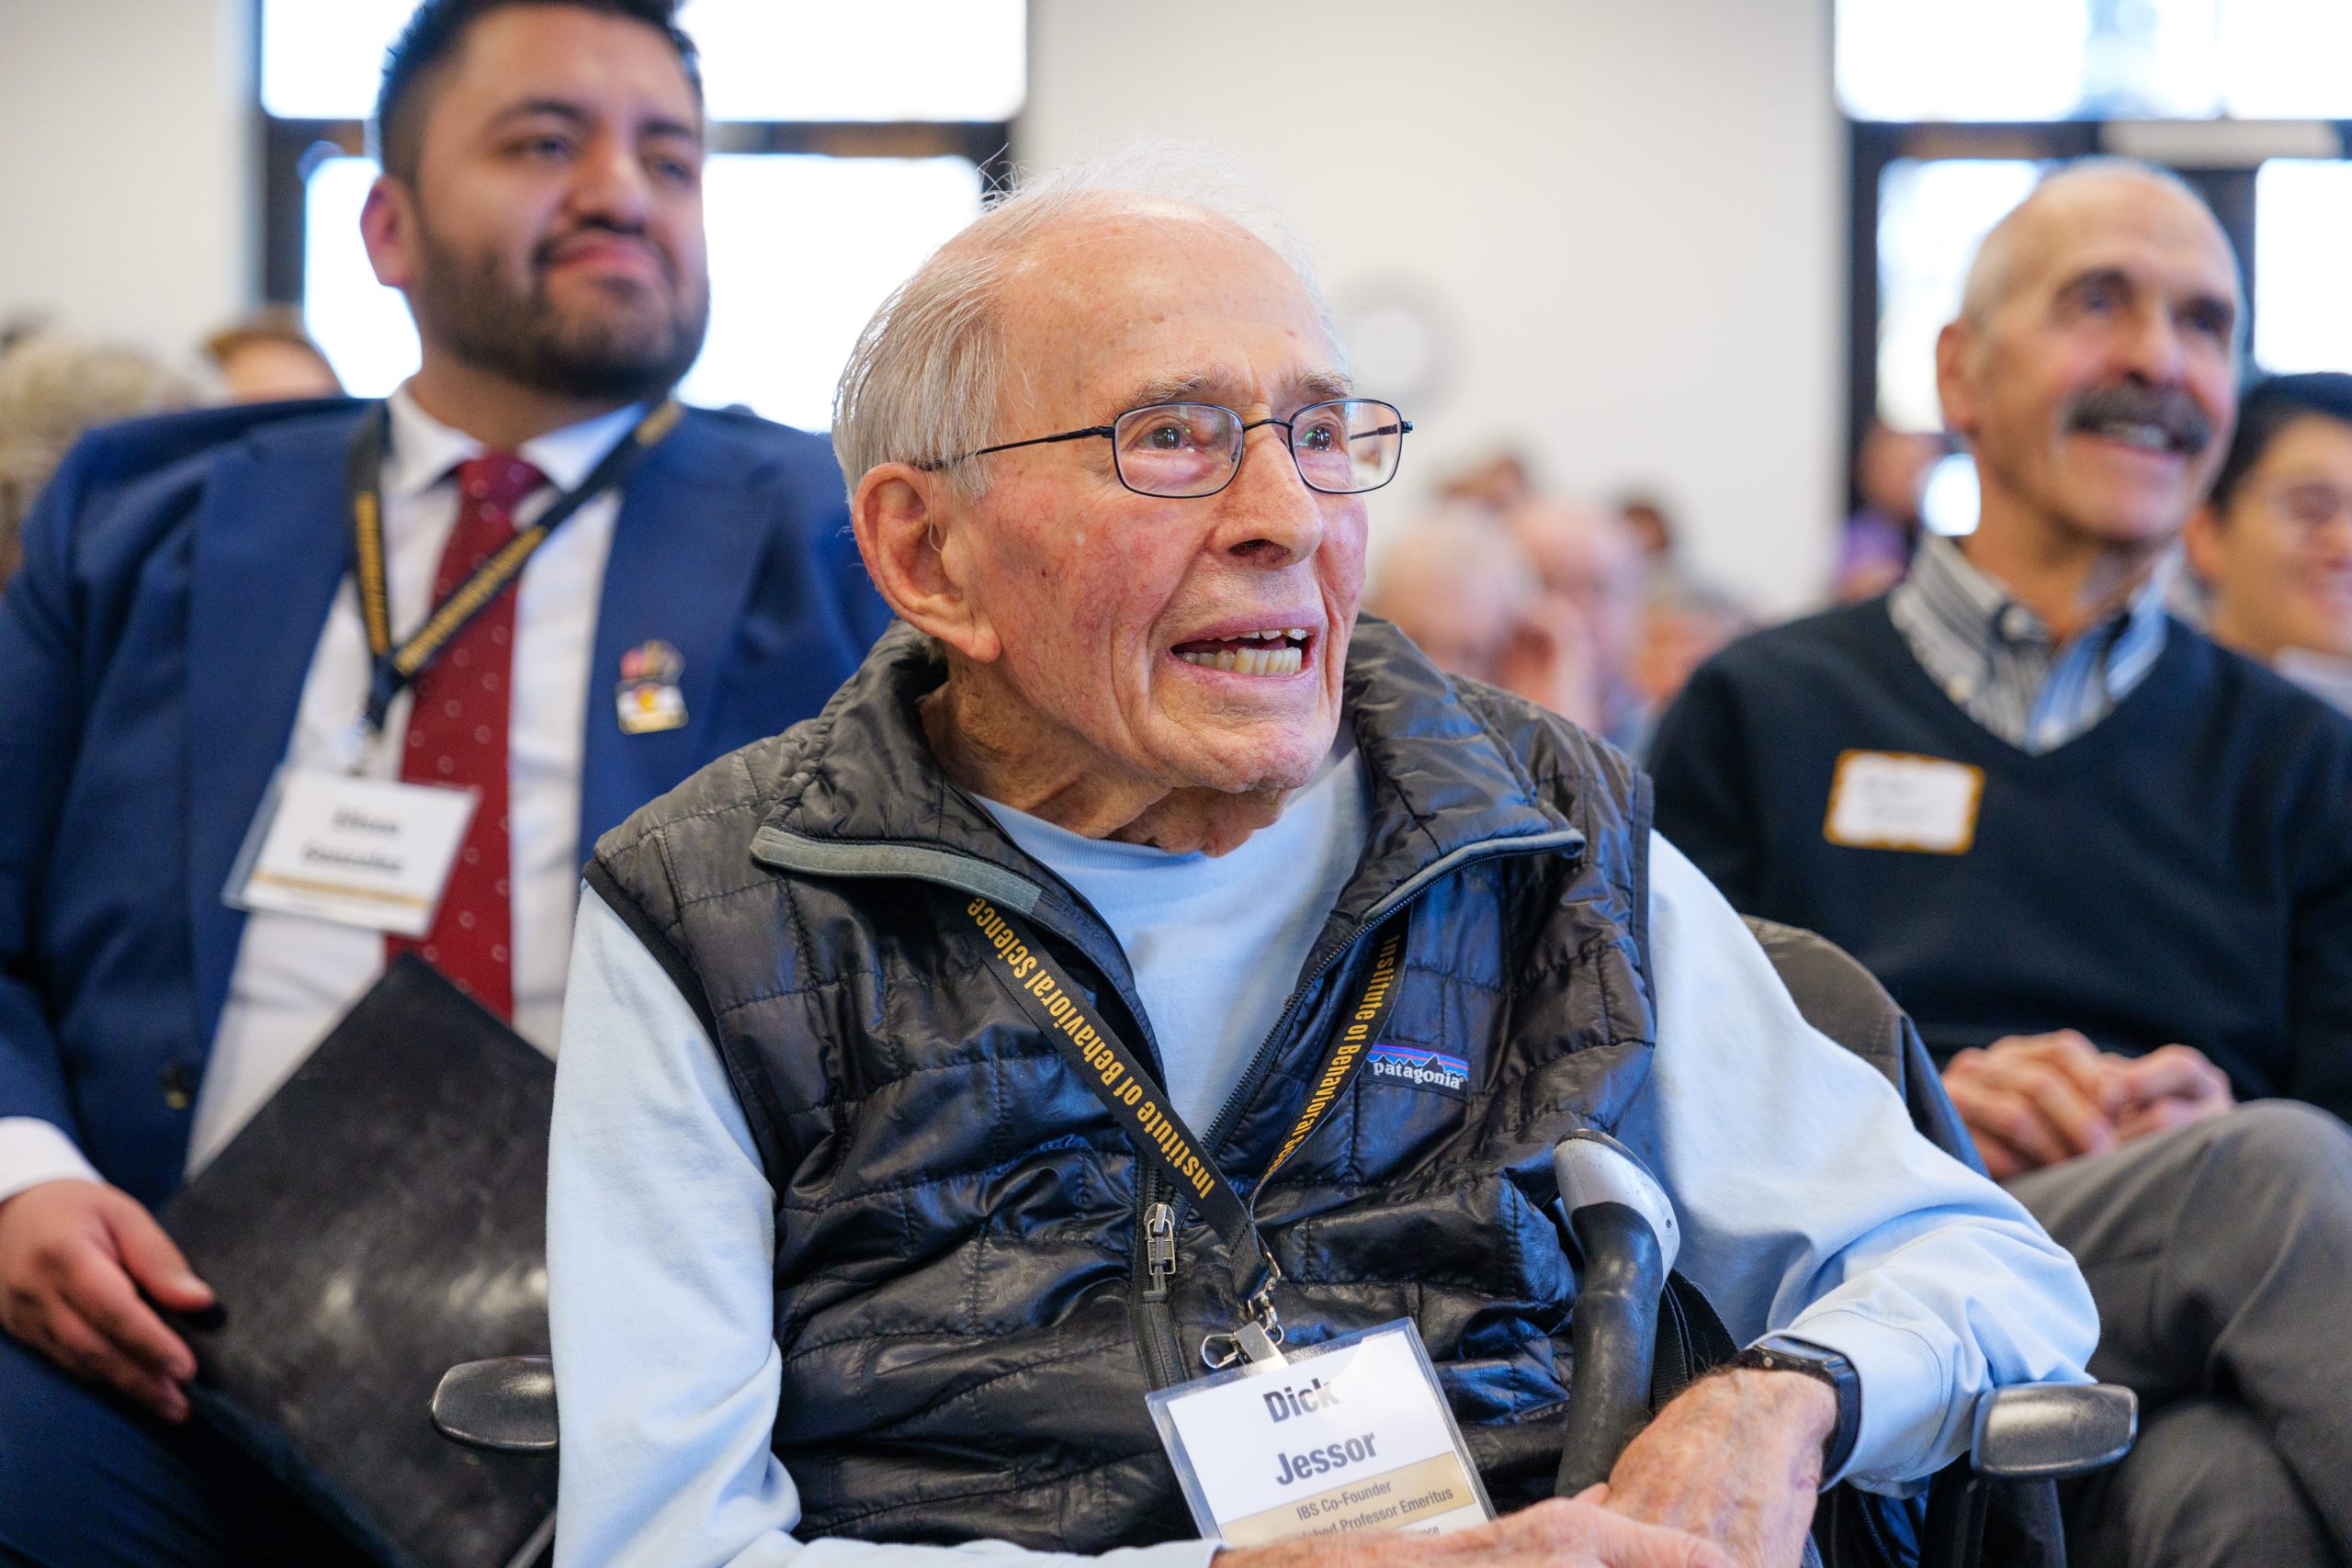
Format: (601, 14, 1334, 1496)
(2064, 383, 2215, 455)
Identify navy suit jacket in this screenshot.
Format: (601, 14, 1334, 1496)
(0, 398, 892, 1207)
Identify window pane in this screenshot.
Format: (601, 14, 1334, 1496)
(2220, 0, 2352, 117)
(299, 152, 983, 431)
(302, 155, 419, 393)
(687, 0, 1025, 122)
(1920, 452, 1982, 538)
(2255, 160, 2352, 373)
(263, 0, 1023, 123)
(1837, 0, 2223, 121)
(1875, 159, 2042, 433)
(679, 152, 984, 429)
(1839, 0, 2090, 120)
(260, 0, 414, 120)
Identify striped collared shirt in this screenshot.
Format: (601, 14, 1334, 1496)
(1887, 534, 2175, 754)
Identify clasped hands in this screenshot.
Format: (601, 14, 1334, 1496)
(1943, 1030, 2234, 1180)
(1224, 1368, 1837, 1568)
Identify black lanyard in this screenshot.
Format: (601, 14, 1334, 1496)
(963, 894, 1411, 1344)
(344, 398, 684, 732)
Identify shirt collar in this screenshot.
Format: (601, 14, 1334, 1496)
(1910, 532, 2176, 658)
(380, 384, 650, 503)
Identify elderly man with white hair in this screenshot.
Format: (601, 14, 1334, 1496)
(542, 156, 2094, 1568)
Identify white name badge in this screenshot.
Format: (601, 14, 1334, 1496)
(224, 770, 477, 937)
(1823, 750, 1984, 854)
(1147, 1321, 1492, 1548)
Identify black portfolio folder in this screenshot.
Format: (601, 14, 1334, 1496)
(161, 954, 558, 1568)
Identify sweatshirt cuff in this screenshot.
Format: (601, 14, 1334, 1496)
(0, 1117, 102, 1207)
(1771, 1308, 1951, 1494)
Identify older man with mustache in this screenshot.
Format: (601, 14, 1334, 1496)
(1651, 161, 2352, 1565)
(544, 156, 2096, 1568)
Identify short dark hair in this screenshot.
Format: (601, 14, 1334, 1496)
(2211, 373, 2352, 512)
(372, 0, 701, 183)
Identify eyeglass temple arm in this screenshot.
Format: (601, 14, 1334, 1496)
(971, 427, 1117, 458)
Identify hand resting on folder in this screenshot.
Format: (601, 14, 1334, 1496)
(0, 1176, 217, 1421)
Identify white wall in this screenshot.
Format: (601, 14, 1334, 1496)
(0, 0, 253, 368)
(0, 0, 1844, 612)
(1025, 0, 1845, 615)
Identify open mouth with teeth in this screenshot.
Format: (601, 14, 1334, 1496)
(2075, 418, 2201, 456)
(1171, 627, 1312, 675)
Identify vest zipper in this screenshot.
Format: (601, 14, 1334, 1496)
(1133, 1178, 1185, 1388)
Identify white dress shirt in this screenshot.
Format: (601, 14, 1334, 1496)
(0, 387, 641, 1201)
(546, 790, 2098, 1568)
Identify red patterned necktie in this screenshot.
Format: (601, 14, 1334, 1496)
(387, 451, 547, 1020)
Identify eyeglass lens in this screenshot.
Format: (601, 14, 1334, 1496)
(1110, 400, 1406, 498)
(2267, 481, 2352, 531)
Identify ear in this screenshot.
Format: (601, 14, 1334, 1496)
(359, 174, 422, 291)
(1934, 320, 1980, 445)
(852, 465, 1001, 662)
(2183, 500, 2227, 584)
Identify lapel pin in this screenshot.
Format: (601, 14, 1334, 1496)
(616, 639, 687, 735)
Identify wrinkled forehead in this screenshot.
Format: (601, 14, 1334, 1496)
(2009, 178, 2241, 310)
(993, 211, 1347, 426)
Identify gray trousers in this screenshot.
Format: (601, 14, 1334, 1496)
(2007, 1101, 2352, 1568)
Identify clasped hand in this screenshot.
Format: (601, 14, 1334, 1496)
(1943, 1031, 2234, 1179)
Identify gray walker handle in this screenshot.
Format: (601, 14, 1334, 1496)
(1551, 1132, 1679, 1497)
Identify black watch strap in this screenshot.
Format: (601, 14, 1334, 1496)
(1736, 1336, 1860, 1483)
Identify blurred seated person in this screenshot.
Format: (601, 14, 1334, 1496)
(1433, 446, 1532, 513)
(1366, 506, 1603, 727)
(201, 306, 345, 404)
(548, 153, 2096, 1568)
(1616, 491, 1675, 561)
(1632, 574, 1750, 717)
(1507, 495, 1653, 750)
(0, 333, 195, 589)
(2185, 372, 2352, 714)
(1834, 423, 1940, 603)
(0, 2, 888, 1562)
(1649, 160, 2352, 1568)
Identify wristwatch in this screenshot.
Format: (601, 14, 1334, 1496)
(1736, 1336, 1861, 1482)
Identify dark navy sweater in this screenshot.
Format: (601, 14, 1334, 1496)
(1647, 598, 2352, 1120)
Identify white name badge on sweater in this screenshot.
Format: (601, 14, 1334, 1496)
(1146, 1321, 1492, 1548)
(224, 770, 477, 937)
(1823, 750, 1984, 854)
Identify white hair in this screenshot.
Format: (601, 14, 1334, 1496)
(831, 142, 1340, 501)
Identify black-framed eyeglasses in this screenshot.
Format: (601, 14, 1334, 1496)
(922, 398, 1414, 498)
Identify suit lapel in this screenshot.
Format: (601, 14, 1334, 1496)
(184, 419, 359, 1043)
(581, 415, 771, 850)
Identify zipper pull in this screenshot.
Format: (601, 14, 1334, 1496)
(1144, 1201, 1178, 1299)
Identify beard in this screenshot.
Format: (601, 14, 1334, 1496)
(412, 219, 708, 404)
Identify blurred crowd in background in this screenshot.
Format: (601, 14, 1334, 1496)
(7, 280, 2350, 743)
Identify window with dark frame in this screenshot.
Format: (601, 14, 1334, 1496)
(256, 0, 1023, 430)
(1838, 0, 2352, 534)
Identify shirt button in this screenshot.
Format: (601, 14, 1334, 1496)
(1998, 605, 2036, 640)
(160, 1062, 196, 1111)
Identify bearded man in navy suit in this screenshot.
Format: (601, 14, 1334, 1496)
(0, 2, 888, 1559)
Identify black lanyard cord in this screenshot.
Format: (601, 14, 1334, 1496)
(345, 397, 684, 732)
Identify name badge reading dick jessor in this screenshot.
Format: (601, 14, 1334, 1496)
(1147, 1320, 1492, 1548)
(225, 770, 477, 937)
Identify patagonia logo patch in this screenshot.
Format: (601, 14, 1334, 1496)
(1365, 1044, 1470, 1100)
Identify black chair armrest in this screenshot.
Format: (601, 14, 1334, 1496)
(432, 1356, 560, 1454)
(1972, 1382, 2137, 1481)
